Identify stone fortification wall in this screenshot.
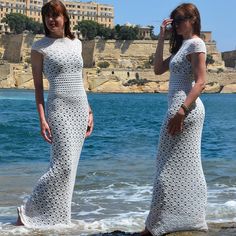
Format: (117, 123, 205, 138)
(1, 33, 235, 93)
(0, 34, 224, 69)
(86, 39, 224, 69)
(82, 40, 96, 68)
(0, 34, 23, 63)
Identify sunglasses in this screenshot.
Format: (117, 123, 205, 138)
(171, 16, 191, 26)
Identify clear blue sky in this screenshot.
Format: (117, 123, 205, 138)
(81, 0, 236, 52)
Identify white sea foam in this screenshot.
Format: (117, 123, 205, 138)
(0, 214, 147, 235)
(1, 180, 236, 234)
(207, 200, 236, 223)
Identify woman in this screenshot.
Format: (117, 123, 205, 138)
(16, 0, 93, 227)
(142, 3, 208, 236)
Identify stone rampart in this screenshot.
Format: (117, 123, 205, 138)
(0, 34, 234, 93)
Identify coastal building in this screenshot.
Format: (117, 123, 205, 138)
(200, 31, 212, 42)
(138, 26, 151, 40)
(124, 23, 152, 40)
(0, 0, 114, 31)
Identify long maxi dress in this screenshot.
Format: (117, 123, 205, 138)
(18, 36, 89, 227)
(145, 38, 208, 236)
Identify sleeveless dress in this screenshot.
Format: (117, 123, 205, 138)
(18, 36, 89, 227)
(145, 38, 208, 235)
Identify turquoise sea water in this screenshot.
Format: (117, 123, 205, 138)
(0, 89, 236, 235)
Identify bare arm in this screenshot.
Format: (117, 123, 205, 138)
(31, 50, 52, 143)
(154, 19, 172, 75)
(181, 52, 206, 110)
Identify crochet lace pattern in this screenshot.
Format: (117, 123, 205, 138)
(18, 36, 89, 227)
(146, 38, 208, 236)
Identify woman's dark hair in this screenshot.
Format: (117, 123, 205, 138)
(169, 3, 201, 54)
(41, 0, 75, 39)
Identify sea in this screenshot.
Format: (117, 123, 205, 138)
(0, 89, 236, 235)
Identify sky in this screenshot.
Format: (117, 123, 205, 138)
(80, 0, 236, 52)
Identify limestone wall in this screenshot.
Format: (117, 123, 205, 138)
(93, 40, 160, 69)
(84, 39, 224, 69)
(82, 40, 96, 68)
(0, 33, 234, 93)
(1, 34, 23, 63)
(0, 34, 224, 69)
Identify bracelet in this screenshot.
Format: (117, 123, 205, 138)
(181, 104, 190, 115)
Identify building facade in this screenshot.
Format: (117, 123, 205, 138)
(138, 26, 151, 40)
(200, 31, 212, 42)
(0, 0, 114, 31)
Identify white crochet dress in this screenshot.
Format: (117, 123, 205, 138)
(146, 38, 208, 235)
(18, 36, 89, 227)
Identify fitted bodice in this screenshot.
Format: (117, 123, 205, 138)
(168, 38, 206, 107)
(32, 37, 85, 96)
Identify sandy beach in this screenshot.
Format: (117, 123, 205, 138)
(2, 222, 235, 236)
(90, 222, 236, 235)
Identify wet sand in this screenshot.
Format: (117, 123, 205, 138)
(88, 222, 236, 236)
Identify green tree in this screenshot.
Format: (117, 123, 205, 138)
(113, 24, 121, 38)
(117, 26, 139, 40)
(27, 19, 44, 34)
(2, 13, 44, 34)
(147, 25, 158, 40)
(206, 54, 215, 66)
(77, 20, 99, 40)
(2, 13, 27, 34)
(97, 26, 113, 39)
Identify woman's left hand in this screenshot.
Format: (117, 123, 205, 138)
(86, 110, 94, 138)
(168, 109, 185, 136)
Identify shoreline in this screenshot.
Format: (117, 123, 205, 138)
(1, 67, 236, 93)
(3, 222, 235, 236)
(89, 222, 236, 236)
(1, 87, 236, 94)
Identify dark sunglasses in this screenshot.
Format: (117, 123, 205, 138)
(45, 12, 61, 18)
(171, 16, 191, 26)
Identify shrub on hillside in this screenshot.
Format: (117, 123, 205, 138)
(123, 78, 149, 86)
(97, 61, 110, 68)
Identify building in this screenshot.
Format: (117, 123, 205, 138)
(0, 0, 114, 32)
(200, 31, 212, 42)
(63, 1, 114, 29)
(124, 23, 152, 40)
(138, 26, 151, 40)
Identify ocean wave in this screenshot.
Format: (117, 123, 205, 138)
(207, 200, 236, 222)
(0, 213, 146, 235)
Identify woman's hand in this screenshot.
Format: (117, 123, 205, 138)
(86, 110, 94, 138)
(40, 120, 52, 144)
(160, 18, 173, 38)
(168, 108, 185, 136)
